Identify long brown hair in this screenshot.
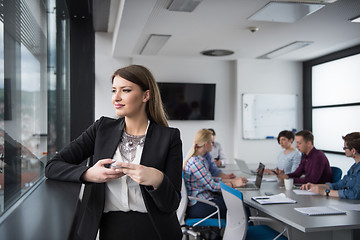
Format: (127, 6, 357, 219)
(183, 129, 213, 168)
(111, 65, 168, 126)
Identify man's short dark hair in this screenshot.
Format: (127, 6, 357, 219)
(347, 138, 360, 153)
(208, 128, 216, 136)
(295, 130, 314, 145)
(277, 130, 295, 144)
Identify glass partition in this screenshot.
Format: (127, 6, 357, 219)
(0, 0, 70, 216)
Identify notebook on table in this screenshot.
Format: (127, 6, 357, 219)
(235, 162, 265, 191)
(294, 206, 346, 216)
(235, 159, 257, 175)
(252, 193, 297, 205)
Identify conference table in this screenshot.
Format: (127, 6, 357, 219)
(223, 163, 360, 240)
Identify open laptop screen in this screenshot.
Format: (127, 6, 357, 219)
(255, 162, 265, 188)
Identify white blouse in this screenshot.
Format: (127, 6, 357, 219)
(104, 122, 149, 213)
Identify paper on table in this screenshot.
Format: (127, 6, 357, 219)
(293, 189, 319, 195)
(248, 177, 277, 182)
(294, 206, 346, 216)
(331, 204, 360, 212)
(252, 193, 297, 205)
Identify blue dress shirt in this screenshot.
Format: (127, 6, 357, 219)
(328, 162, 360, 200)
(203, 152, 222, 177)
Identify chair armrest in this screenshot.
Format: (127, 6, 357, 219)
(186, 196, 222, 229)
(188, 196, 217, 207)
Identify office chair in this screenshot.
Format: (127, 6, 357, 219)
(177, 178, 226, 240)
(331, 166, 342, 183)
(220, 182, 289, 240)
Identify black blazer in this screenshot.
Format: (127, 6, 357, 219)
(45, 117, 183, 240)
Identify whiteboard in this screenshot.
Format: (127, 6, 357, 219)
(242, 94, 297, 139)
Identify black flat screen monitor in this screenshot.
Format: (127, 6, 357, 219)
(157, 82, 216, 120)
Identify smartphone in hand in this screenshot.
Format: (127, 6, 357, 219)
(111, 162, 127, 169)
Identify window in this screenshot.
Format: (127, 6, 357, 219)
(0, 0, 70, 216)
(304, 46, 360, 154)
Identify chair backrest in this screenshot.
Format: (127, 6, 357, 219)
(220, 182, 247, 240)
(177, 177, 188, 225)
(331, 166, 342, 183)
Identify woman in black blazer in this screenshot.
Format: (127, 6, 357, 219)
(45, 65, 183, 240)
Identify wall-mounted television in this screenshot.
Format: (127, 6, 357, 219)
(157, 82, 216, 120)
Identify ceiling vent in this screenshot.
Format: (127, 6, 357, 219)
(201, 49, 234, 57)
(167, 0, 203, 12)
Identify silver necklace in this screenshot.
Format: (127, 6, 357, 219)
(119, 131, 146, 162)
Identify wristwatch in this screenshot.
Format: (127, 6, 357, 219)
(325, 189, 330, 196)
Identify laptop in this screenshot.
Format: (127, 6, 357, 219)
(235, 162, 265, 191)
(235, 159, 257, 175)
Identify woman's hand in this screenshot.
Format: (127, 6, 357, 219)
(232, 177, 248, 187)
(81, 159, 125, 183)
(117, 162, 164, 189)
(228, 173, 236, 179)
(276, 169, 287, 182)
(219, 172, 236, 179)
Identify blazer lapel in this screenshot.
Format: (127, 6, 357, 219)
(140, 121, 154, 166)
(95, 118, 125, 163)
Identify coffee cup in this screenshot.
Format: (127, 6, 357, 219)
(284, 178, 294, 190)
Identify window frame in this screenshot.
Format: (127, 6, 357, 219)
(303, 44, 360, 154)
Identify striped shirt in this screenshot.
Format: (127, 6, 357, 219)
(183, 155, 221, 206)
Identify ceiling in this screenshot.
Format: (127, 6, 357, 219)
(93, 0, 360, 61)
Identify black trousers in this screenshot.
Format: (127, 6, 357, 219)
(186, 193, 227, 219)
(99, 211, 159, 240)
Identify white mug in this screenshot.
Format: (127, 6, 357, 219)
(284, 178, 294, 190)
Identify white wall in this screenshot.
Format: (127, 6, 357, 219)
(95, 33, 132, 119)
(95, 32, 303, 165)
(132, 56, 237, 160)
(234, 59, 303, 166)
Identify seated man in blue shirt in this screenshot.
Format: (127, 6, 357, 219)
(203, 152, 235, 179)
(208, 128, 227, 167)
(301, 132, 360, 199)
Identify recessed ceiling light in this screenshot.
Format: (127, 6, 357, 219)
(140, 34, 171, 55)
(248, 2, 325, 23)
(258, 41, 313, 59)
(201, 49, 234, 57)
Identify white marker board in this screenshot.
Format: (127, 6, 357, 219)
(242, 94, 297, 139)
